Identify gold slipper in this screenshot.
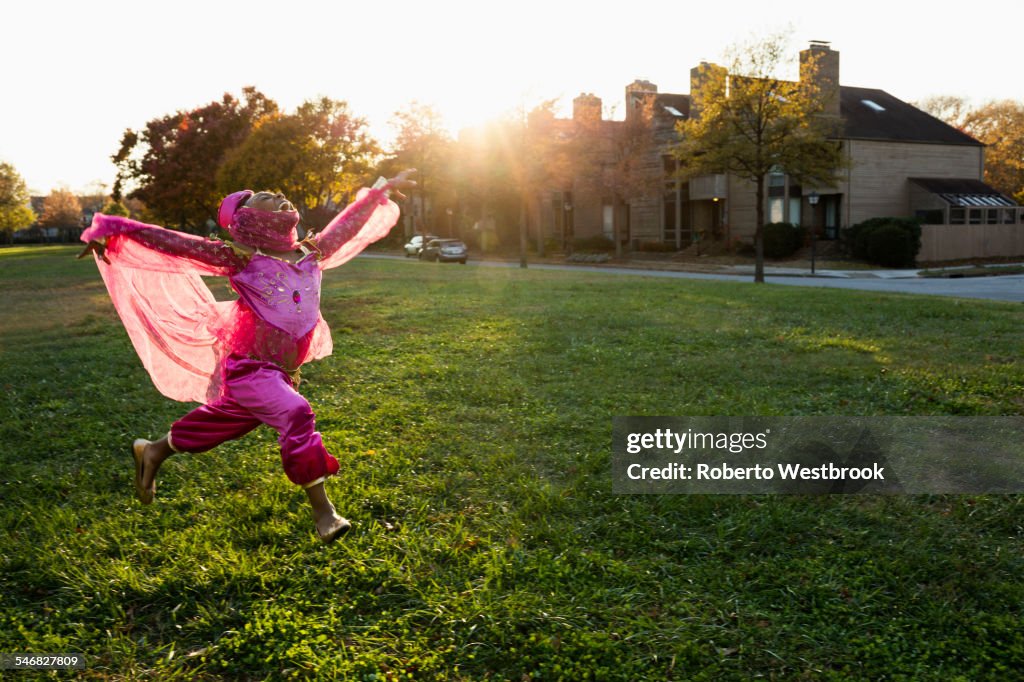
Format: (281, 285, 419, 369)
(131, 439, 155, 505)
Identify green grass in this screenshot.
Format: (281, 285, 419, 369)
(1, 245, 1023, 680)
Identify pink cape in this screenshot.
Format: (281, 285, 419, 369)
(83, 188, 400, 403)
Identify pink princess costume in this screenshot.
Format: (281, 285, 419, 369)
(80, 184, 400, 488)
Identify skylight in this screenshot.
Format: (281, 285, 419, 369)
(663, 105, 684, 117)
(861, 99, 886, 112)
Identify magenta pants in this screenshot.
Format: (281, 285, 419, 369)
(169, 355, 339, 486)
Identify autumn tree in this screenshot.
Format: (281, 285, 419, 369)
(453, 119, 520, 254)
(101, 198, 130, 217)
(113, 87, 278, 232)
(913, 95, 970, 131)
(0, 162, 36, 244)
(963, 100, 1024, 203)
(388, 102, 455, 237)
(39, 188, 83, 240)
(571, 97, 661, 257)
(217, 97, 379, 231)
(673, 33, 844, 282)
(454, 101, 572, 265)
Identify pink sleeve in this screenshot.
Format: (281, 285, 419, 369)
(82, 214, 244, 276)
(311, 187, 402, 270)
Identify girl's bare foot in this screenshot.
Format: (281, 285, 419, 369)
(315, 508, 352, 543)
(305, 482, 351, 543)
(131, 436, 174, 504)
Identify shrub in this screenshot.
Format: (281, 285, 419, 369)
(571, 234, 615, 252)
(761, 222, 805, 259)
(866, 224, 915, 267)
(842, 217, 922, 266)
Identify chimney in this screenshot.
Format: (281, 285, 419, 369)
(625, 79, 657, 120)
(572, 93, 603, 123)
(800, 41, 840, 116)
(689, 62, 727, 120)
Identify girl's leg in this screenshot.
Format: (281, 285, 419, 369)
(230, 365, 347, 540)
(134, 399, 260, 504)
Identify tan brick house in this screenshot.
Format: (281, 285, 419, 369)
(533, 42, 1023, 258)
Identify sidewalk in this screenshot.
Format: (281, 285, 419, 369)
(723, 264, 922, 279)
(384, 248, 1023, 281)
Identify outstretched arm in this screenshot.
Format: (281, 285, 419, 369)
(309, 170, 416, 270)
(79, 214, 245, 275)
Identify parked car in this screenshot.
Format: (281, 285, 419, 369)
(419, 239, 468, 264)
(404, 234, 440, 257)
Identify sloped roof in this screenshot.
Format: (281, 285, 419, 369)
(910, 178, 1017, 206)
(656, 93, 691, 119)
(840, 86, 981, 146)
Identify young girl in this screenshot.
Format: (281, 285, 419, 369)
(78, 170, 416, 543)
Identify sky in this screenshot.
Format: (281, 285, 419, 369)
(3, 0, 1022, 195)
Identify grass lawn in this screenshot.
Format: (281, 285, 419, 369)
(1, 245, 1023, 680)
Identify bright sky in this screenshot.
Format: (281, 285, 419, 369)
(3, 0, 1022, 195)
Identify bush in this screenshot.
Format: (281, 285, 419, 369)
(572, 234, 615, 253)
(866, 224, 915, 267)
(843, 217, 921, 267)
(761, 222, 805, 259)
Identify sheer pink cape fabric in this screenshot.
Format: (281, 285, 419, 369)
(82, 188, 399, 404)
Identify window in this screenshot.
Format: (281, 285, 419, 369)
(788, 198, 801, 227)
(769, 197, 785, 223)
(1003, 208, 1018, 225)
(950, 208, 966, 225)
(987, 209, 999, 225)
(969, 208, 983, 225)
(861, 99, 885, 112)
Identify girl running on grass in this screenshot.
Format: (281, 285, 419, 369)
(78, 170, 416, 543)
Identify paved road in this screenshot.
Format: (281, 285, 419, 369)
(361, 255, 1024, 303)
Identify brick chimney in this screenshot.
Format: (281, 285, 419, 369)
(572, 93, 603, 123)
(689, 62, 727, 120)
(625, 79, 657, 120)
(800, 41, 840, 116)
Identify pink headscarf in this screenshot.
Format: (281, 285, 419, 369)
(218, 189, 301, 252)
(230, 207, 301, 251)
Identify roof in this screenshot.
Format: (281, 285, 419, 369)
(910, 178, 1018, 207)
(840, 86, 982, 146)
(656, 93, 691, 119)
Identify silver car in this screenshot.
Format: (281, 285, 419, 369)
(404, 234, 440, 257)
(419, 239, 468, 264)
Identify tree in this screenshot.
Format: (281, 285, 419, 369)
(0, 162, 36, 244)
(913, 95, 970, 131)
(571, 97, 662, 257)
(39, 188, 83, 241)
(217, 97, 379, 231)
(113, 87, 278, 232)
(454, 101, 572, 265)
(963, 100, 1024, 203)
(389, 102, 455, 238)
(672, 33, 844, 282)
(101, 198, 130, 217)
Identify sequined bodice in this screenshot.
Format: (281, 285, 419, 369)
(230, 254, 321, 339)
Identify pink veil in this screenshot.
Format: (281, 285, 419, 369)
(91, 235, 231, 404)
(316, 188, 401, 270)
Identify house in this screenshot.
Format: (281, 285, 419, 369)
(532, 42, 1023, 260)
